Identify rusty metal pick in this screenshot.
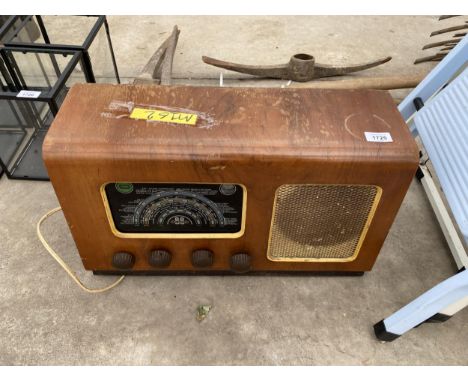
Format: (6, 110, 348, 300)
(202, 53, 391, 82)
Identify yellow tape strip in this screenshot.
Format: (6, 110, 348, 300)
(129, 107, 198, 125)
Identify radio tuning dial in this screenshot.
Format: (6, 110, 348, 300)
(148, 249, 172, 268)
(191, 249, 214, 268)
(230, 253, 251, 273)
(112, 251, 135, 269)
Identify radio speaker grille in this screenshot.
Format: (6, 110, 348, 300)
(267, 184, 381, 262)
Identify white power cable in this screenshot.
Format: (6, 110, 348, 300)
(37, 207, 125, 293)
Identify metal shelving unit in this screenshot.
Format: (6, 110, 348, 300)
(0, 15, 120, 180)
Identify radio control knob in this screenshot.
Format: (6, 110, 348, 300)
(148, 249, 172, 268)
(191, 249, 214, 268)
(230, 253, 251, 273)
(112, 251, 135, 269)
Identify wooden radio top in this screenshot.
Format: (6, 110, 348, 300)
(44, 84, 418, 162)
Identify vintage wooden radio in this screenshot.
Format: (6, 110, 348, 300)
(43, 84, 418, 275)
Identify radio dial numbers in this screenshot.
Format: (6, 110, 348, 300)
(135, 193, 224, 229)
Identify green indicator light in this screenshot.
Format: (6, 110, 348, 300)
(115, 183, 134, 194)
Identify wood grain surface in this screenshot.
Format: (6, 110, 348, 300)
(43, 84, 419, 273)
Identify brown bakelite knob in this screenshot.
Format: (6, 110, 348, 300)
(230, 253, 251, 273)
(112, 252, 135, 269)
(191, 249, 214, 268)
(148, 249, 172, 268)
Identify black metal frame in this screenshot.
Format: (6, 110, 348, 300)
(0, 15, 120, 181)
(0, 47, 83, 180)
(1, 15, 120, 84)
(0, 16, 25, 42)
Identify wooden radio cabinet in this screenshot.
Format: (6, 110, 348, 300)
(43, 84, 418, 274)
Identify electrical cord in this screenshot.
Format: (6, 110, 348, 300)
(37, 207, 125, 293)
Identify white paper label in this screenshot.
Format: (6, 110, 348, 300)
(365, 132, 393, 143)
(16, 90, 41, 99)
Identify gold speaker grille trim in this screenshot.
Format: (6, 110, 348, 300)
(267, 184, 382, 262)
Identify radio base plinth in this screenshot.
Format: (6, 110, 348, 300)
(92, 270, 365, 277)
